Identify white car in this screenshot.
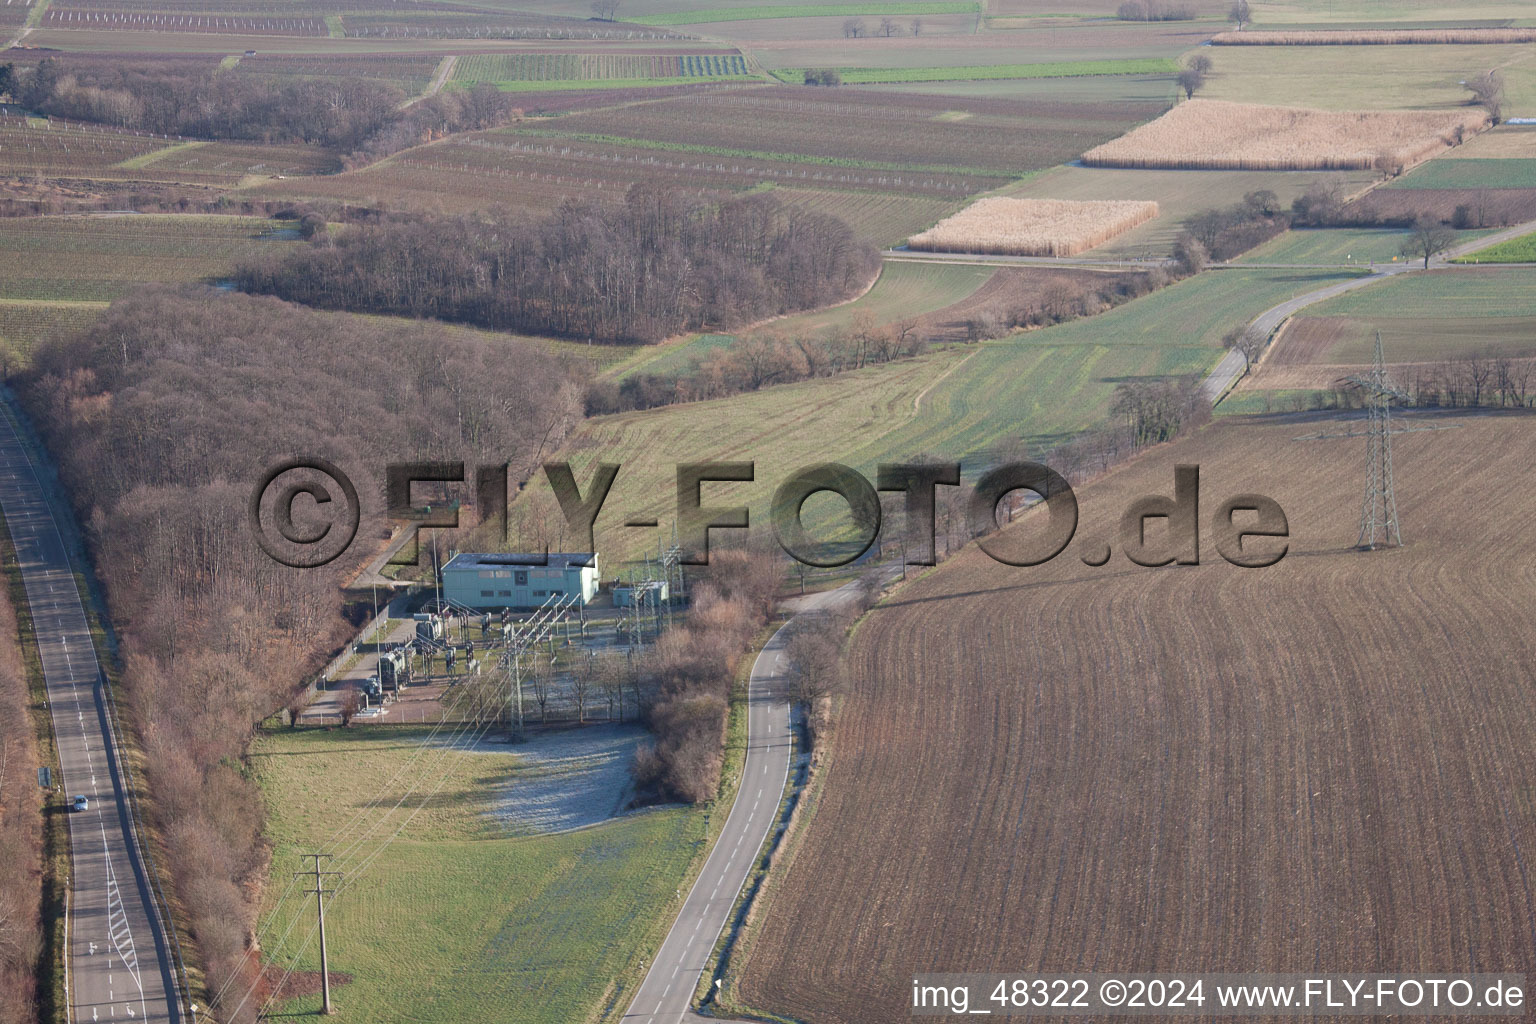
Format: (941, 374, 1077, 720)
(71, 795, 89, 812)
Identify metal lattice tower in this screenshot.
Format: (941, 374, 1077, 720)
(1294, 332, 1457, 550)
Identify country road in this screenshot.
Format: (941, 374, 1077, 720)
(625, 586, 854, 1024)
(0, 409, 181, 1024)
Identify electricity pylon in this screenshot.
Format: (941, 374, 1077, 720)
(1294, 332, 1457, 549)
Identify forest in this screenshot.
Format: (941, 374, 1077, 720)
(19, 287, 585, 1023)
(236, 187, 880, 344)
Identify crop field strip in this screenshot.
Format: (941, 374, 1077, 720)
(1194, 43, 1536, 114)
(735, 415, 1536, 1024)
(767, 57, 1177, 85)
(452, 51, 754, 86)
(1455, 228, 1536, 263)
(1210, 27, 1536, 43)
(1083, 100, 1489, 172)
(625, 1, 979, 25)
(1383, 158, 1536, 190)
(908, 197, 1160, 257)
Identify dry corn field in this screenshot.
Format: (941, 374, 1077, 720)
(1082, 100, 1489, 172)
(906, 197, 1160, 257)
(735, 414, 1536, 1024)
(1211, 28, 1536, 44)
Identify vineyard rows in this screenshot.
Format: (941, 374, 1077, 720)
(449, 136, 997, 194)
(454, 52, 751, 84)
(550, 89, 1154, 179)
(340, 14, 684, 41)
(46, 7, 326, 33)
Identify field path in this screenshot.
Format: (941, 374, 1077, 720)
(401, 55, 457, 109)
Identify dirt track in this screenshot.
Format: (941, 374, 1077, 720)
(736, 413, 1536, 1023)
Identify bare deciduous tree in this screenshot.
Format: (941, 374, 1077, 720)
(1400, 217, 1458, 268)
(842, 16, 866, 37)
(1228, 0, 1252, 29)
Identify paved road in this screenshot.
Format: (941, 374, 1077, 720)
(0, 410, 180, 1024)
(624, 586, 852, 1023)
(1201, 217, 1536, 403)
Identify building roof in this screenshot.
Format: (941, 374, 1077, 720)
(443, 552, 596, 572)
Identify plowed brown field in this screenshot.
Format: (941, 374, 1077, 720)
(737, 414, 1536, 1024)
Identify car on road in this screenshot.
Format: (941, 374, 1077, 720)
(71, 795, 89, 812)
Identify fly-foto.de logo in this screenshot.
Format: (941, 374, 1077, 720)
(249, 459, 1289, 571)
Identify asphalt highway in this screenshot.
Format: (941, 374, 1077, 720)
(0, 407, 180, 1024)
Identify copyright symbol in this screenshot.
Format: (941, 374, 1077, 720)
(249, 458, 360, 569)
(1100, 980, 1127, 1007)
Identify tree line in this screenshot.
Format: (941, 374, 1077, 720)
(5, 59, 518, 162)
(18, 286, 585, 1023)
(236, 186, 879, 345)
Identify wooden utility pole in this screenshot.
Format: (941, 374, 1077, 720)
(298, 853, 342, 1015)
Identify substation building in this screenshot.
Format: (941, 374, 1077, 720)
(440, 552, 600, 610)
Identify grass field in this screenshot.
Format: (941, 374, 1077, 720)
(251, 726, 709, 1024)
(1245, 267, 1536, 385)
(543, 266, 1353, 566)
(1306, 266, 1536, 317)
(768, 57, 1177, 84)
(1196, 43, 1536, 114)
(732, 412, 1536, 1022)
(1453, 228, 1536, 262)
(771, 188, 961, 247)
(1383, 158, 1536, 189)
(1233, 225, 1495, 265)
(0, 215, 298, 302)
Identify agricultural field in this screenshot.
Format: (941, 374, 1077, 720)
(771, 188, 961, 247)
(550, 266, 1354, 566)
(1195, 43, 1536, 114)
(127, 140, 342, 182)
(732, 413, 1536, 1023)
(251, 725, 710, 1023)
(744, 21, 1216, 73)
(623, 2, 979, 26)
(0, 117, 177, 177)
(0, 214, 298, 302)
(768, 57, 1177, 84)
(232, 51, 444, 91)
(907, 196, 1160, 256)
(1454, 228, 1536, 262)
(0, 299, 105, 370)
(1209, 27, 1536, 43)
(1232, 225, 1494, 265)
(1245, 267, 1536, 387)
(1082, 99, 1487, 171)
(253, 87, 1159, 216)
(1345, 186, 1536, 228)
(540, 87, 1163, 181)
(452, 51, 757, 89)
(1003, 163, 1378, 255)
(1449, 126, 1536, 159)
(1382, 158, 1536, 190)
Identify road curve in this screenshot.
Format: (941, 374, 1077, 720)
(625, 586, 851, 1023)
(0, 408, 181, 1024)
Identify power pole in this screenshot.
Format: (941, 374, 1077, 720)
(1294, 332, 1459, 550)
(298, 853, 341, 1016)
